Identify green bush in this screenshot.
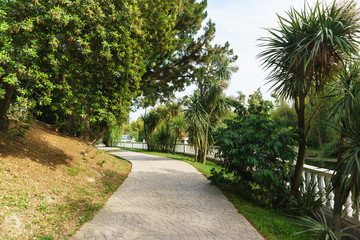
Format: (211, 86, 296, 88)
(288, 179, 323, 216)
(152, 123, 176, 152)
(214, 99, 297, 207)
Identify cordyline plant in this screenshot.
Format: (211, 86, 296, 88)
(258, 0, 360, 198)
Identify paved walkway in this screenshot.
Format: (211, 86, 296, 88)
(71, 150, 264, 240)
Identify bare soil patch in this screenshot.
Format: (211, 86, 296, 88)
(0, 121, 131, 239)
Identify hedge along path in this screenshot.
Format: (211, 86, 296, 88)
(71, 150, 264, 240)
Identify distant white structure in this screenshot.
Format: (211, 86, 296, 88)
(121, 134, 131, 142)
(181, 137, 189, 144)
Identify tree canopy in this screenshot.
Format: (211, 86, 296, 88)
(0, 0, 231, 139)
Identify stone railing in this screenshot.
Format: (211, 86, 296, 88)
(302, 164, 360, 222)
(117, 142, 359, 222)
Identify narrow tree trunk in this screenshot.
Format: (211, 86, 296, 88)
(194, 144, 198, 162)
(0, 83, 14, 132)
(202, 124, 209, 165)
(290, 94, 306, 197)
(203, 108, 214, 165)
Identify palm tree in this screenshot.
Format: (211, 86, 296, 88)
(184, 91, 207, 162)
(194, 45, 237, 164)
(171, 115, 186, 152)
(142, 108, 162, 151)
(202, 79, 229, 164)
(258, 0, 360, 197)
(328, 62, 360, 237)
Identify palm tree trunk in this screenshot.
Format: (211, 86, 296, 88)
(290, 94, 306, 197)
(0, 83, 14, 132)
(203, 107, 214, 165)
(194, 144, 198, 162)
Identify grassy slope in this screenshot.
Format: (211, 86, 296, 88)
(119, 147, 315, 240)
(0, 122, 131, 240)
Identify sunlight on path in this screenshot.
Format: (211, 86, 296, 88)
(71, 150, 263, 240)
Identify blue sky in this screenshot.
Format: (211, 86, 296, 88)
(130, 0, 333, 121)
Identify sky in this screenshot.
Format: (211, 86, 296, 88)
(130, 0, 333, 121)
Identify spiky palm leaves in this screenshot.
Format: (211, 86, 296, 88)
(258, 0, 360, 196)
(327, 62, 360, 236)
(184, 92, 207, 162)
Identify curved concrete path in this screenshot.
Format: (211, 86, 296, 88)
(71, 150, 264, 240)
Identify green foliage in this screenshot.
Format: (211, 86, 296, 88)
(1, 0, 225, 138)
(214, 93, 297, 206)
(103, 181, 117, 194)
(37, 236, 55, 240)
(120, 147, 315, 240)
(123, 118, 144, 141)
(78, 203, 103, 225)
(152, 123, 176, 152)
(139, 1, 220, 106)
(65, 167, 82, 176)
(142, 108, 163, 150)
(332, 104, 360, 210)
(270, 96, 297, 128)
(289, 179, 323, 216)
(258, 0, 360, 197)
(103, 125, 123, 147)
(322, 141, 340, 158)
(296, 209, 357, 240)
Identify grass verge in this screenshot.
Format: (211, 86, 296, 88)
(119, 147, 314, 240)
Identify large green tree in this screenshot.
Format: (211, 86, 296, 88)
(138, 0, 217, 106)
(0, 1, 54, 132)
(0, 0, 147, 136)
(2, 0, 210, 139)
(258, 0, 360, 197)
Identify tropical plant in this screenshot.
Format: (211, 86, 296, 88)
(184, 92, 206, 162)
(327, 62, 360, 237)
(152, 123, 176, 152)
(190, 44, 237, 164)
(296, 209, 357, 240)
(214, 94, 297, 207)
(142, 108, 163, 151)
(171, 115, 186, 151)
(258, 0, 360, 198)
(289, 178, 323, 216)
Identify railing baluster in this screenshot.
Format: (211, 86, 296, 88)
(344, 191, 353, 218)
(318, 175, 326, 204)
(353, 199, 360, 221)
(326, 176, 335, 209)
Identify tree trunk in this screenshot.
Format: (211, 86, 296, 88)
(0, 83, 14, 132)
(203, 107, 214, 165)
(202, 124, 209, 165)
(290, 94, 306, 197)
(194, 144, 198, 162)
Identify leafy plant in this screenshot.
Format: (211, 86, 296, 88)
(215, 94, 297, 206)
(296, 209, 357, 240)
(103, 125, 123, 147)
(289, 178, 323, 216)
(152, 123, 176, 152)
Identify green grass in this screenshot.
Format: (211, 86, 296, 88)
(119, 147, 315, 240)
